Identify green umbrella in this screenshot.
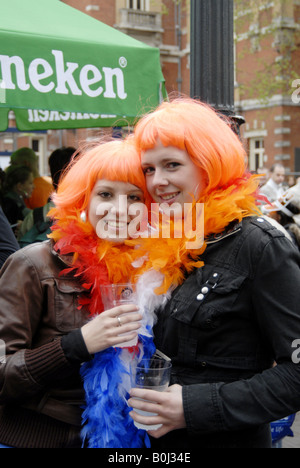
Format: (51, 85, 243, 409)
(0, 0, 166, 131)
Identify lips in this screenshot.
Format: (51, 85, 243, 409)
(105, 220, 128, 229)
(157, 192, 180, 203)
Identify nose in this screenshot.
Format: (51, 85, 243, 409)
(151, 169, 169, 189)
(110, 195, 129, 220)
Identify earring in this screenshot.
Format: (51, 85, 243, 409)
(80, 211, 87, 223)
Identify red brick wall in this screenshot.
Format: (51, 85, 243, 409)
(62, 0, 115, 26)
(236, 2, 300, 173)
(160, 0, 190, 96)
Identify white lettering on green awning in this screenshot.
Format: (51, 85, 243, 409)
(0, 50, 127, 100)
(27, 109, 117, 123)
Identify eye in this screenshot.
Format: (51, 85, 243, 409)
(142, 166, 154, 175)
(128, 194, 143, 202)
(166, 162, 181, 169)
(98, 191, 112, 198)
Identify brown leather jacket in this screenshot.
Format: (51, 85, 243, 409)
(0, 240, 90, 448)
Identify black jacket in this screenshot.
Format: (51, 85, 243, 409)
(152, 216, 300, 448)
(1, 191, 30, 227)
(0, 207, 19, 268)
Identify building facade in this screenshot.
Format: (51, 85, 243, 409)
(0, 0, 299, 179)
(235, 0, 300, 176)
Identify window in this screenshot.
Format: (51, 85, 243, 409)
(249, 138, 265, 171)
(32, 139, 39, 153)
(29, 135, 47, 176)
(127, 0, 150, 11)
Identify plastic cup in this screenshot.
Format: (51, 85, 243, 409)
(131, 357, 172, 430)
(99, 283, 138, 347)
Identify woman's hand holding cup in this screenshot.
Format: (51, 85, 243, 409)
(81, 304, 142, 354)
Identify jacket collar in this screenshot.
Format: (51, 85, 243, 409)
(49, 239, 74, 267)
(206, 219, 242, 244)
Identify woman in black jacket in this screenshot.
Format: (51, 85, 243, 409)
(128, 97, 300, 448)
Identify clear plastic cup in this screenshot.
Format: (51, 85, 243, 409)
(131, 357, 172, 430)
(100, 283, 138, 347)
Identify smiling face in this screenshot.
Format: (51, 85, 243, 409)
(88, 179, 146, 243)
(141, 141, 205, 212)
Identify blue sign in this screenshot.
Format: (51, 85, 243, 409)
(271, 414, 295, 443)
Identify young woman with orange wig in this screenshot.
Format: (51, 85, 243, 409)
(0, 137, 190, 448)
(128, 97, 300, 448)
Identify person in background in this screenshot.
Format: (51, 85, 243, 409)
(287, 175, 296, 189)
(0, 165, 34, 232)
(0, 169, 5, 203)
(10, 147, 53, 209)
(0, 206, 19, 269)
(18, 147, 76, 241)
(288, 177, 300, 198)
(48, 147, 76, 191)
(263, 194, 300, 251)
(260, 163, 286, 202)
(128, 96, 300, 449)
(256, 167, 269, 188)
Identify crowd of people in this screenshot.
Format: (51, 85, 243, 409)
(0, 96, 300, 449)
(257, 164, 300, 251)
(0, 146, 76, 257)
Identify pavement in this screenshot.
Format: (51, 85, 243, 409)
(282, 412, 300, 448)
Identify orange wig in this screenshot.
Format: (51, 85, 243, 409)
(50, 137, 149, 221)
(134, 97, 249, 195)
(134, 96, 261, 234)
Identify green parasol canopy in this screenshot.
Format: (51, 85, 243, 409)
(0, 0, 166, 131)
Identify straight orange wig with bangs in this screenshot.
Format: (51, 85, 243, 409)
(50, 137, 149, 221)
(134, 97, 248, 197)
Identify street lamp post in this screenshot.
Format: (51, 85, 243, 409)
(190, 0, 244, 135)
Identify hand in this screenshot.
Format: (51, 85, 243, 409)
(128, 384, 186, 438)
(81, 304, 142, 354)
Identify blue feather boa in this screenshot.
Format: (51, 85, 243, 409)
(79, 269, 170, 448)
(80, 334, 156, 448)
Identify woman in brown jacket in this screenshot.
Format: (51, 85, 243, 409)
(0, 138, 152, 448)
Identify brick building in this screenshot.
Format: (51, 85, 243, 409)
(1, 0, 299, 179)
(234, 0, 300, 176)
